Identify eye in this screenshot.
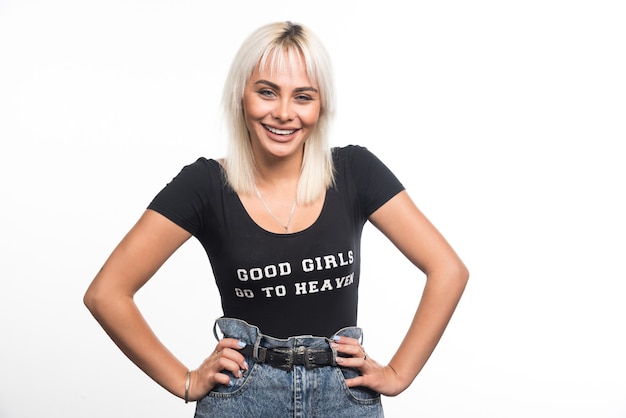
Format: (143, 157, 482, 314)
(295, 94, 313, 102)
(257, 89, 276, 98)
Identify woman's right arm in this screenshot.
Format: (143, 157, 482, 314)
(83, 209, 246, 401)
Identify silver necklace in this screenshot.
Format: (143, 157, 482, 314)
(254, 185, 297, 233)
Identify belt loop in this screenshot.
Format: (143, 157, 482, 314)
(253, 333, 266, 363)
(212, 320, 221, 341)
(327, 337, 338, 366)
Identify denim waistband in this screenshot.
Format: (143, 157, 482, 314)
(213, 317, 363, 351)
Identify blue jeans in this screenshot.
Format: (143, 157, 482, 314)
(194, 318, 383, 418)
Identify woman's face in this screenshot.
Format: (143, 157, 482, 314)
(242, 55, 321, 162)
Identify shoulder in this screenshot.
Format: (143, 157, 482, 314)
(153, 157, 228, 199)
(332, 144, 369, 157)
(332, 144, 404, 207)
(181, 157, 222, 174)
(169, 157, 225, 183)
(332, 144, 376, 163)
(332, 144, 386, 171)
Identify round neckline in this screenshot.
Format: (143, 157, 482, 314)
(233, 189, 328, 236)
(208, 158, 328, 236)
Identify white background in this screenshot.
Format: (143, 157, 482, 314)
(1, 1, 625, 417)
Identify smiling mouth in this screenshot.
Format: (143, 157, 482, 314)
(263, 124, 297, 135)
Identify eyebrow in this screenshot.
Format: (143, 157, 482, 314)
(254, 79, 318, 93)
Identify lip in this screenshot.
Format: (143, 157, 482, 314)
(263, 124, 300, 141)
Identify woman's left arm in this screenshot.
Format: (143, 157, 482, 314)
(335, 190, 469, 396)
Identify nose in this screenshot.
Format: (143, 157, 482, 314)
(272, 98, 293, 122)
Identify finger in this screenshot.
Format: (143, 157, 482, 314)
(331, 335, 361, 346)
(189, 366, 232, 399)
(344, 374, 370, 388)
(332, 338, 366, 359)
(196, 355, 243, 388)
(335, 353, 368, 370)
(213, 339, 249, 370)
(210, 371, 233, 387)
(214, 356, 246, 379)
(216, 337, 248, 352)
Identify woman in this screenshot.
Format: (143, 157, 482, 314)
(84, 21, 469, 417)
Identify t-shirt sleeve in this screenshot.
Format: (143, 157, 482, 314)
(345, 145, 405, 217)
(147, 158, 215, 235)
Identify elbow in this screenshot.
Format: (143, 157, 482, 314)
(459, 262, 470, 284)
(83, 277, 134, 321)
(83, 284, 99, 315)
(442, 260, 469, 290)
(425, 261, 468, 293)
(455, 261, 470, 290)
(83, 281, 111, 318)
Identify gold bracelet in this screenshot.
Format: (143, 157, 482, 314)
(184, 370, 191, 404)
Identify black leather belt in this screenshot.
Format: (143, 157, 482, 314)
(240, 344, 337, 370)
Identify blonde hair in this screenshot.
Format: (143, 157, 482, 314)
(221, 21, 336, 204)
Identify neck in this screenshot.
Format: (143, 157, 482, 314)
(253, 152, 303, 188)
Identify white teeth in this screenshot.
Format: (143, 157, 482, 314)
(265, 125, 296, 135)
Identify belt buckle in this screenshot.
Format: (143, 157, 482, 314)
(303, 348, 316, 369)
(296, 346, 316, 369)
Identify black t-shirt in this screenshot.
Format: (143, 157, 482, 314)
(148, 145, 404, 338)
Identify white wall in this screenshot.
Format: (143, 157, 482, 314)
(1, 1, 625, 417)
